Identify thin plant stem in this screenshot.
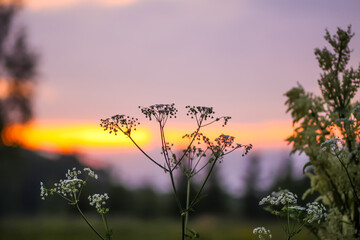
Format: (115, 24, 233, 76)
(193, 161, 211, 176)
(158, 123, 183, 212)
(76, 204, 105, 240)
(159, 123, 171, 168)
(169, 169, 183, 212)
(195, 114, 200, 126)
(102, 214, 111, 240)
(191, 149, 210, 175)
(115, 123, 166, 171)
(182, 213, 186, 240)
(184, 177, 191, 237)
(190, 158, 218, 208)
(293, 222, 305, 238)
(172, 115, 209, 171)
(77, 177, 89, 201)
(172, 125, 202, 171)
(54, 191, 73, 203)
(335, 151, 360, 202)
(201, 116, 227, 127)
(128, 134, 167, 171)
(287, 203, 291, 240)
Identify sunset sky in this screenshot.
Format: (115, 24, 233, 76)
(7, 0, 360, 192)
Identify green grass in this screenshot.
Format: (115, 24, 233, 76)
(0, 216, 317, 240)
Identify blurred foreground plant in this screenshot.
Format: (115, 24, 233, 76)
(40, 168, 112, 240)
(254, 189, 326, 240)
(100, 104, 252, 240)
(284, 25, 360, 239)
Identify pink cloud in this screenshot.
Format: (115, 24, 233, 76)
(24, 0, 138, 10)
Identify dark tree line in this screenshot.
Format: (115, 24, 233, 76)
(0, 146, 311, 220)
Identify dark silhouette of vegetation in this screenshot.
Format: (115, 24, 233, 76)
(240, 154, 264, 219)
(195, 166, 229, 215)
(238, 154, 312, 220)
(0, 1, 37, 147)
(0, 146, 312, 222)
(269, 156, 315, 205)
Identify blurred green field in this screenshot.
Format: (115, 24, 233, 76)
(0, 216, 317, 240)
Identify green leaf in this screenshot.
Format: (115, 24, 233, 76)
(302, 161, 313, 174)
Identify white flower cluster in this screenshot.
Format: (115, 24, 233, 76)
(305, 202, 327, 224)
(65, 168, 81, 179)
(84, 168, 98, 179)
(40, 167, 98, 201)
(253, 227, 272, 239)
(88, 193, 110, 214)
(259, 190, 327, 225)
(259, 189, 297, 206)
(40, 182, 48, 200)
(288, 205, 305, 211)
(321, 138, 344, 152)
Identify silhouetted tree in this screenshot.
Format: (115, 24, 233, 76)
(195, 166, 228, 215)
(240, 154, 264, 219)
(269, 156, 313, 205)
(0, 1, 37, 146)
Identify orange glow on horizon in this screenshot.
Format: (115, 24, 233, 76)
(3, 120, 151, 154)
(165, 121, 293, 150)
(2, 120, 293, 154)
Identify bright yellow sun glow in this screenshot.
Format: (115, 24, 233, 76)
(3, 120, 151, 153)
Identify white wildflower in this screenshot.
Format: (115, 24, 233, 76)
(84, 167, 98, 179)
(259, 189, 297, 206)
(39, 167, 98, 202)
(40, 182, 48, 200)
(305, 202, 327, 224)
(65, 167, 81, 180)
(321, 138, 344, 152)
(253, 227, 272, 240)
(88, 193, 110, 214)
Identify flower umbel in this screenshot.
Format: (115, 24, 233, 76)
(186, 106, 215, 121)
(100, 114, 139, 136)
(100, 104, 252, 240)
(259, 189, 298, 206)
(140, 103, 177, 125)
(84, 167, 98, 179)
(305, 202, 327, 224)
(40, 167, 97, 203)
(185, 105, 231, 127)
(320, 138, 345, 152)
(40, 167, 112, 240)
(211, 134, 252, 160)
(253, 227, 272, 240)
(40, 182, 48, 200)
(88, 193, 110, 214)
(259, 190, 327, 224)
